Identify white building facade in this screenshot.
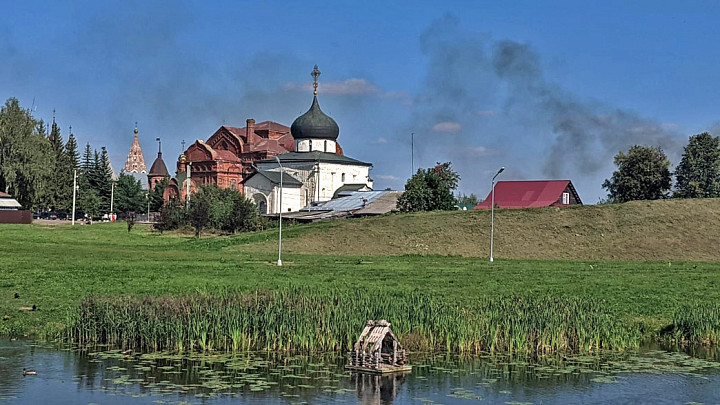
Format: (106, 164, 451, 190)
(242, 66, 373, 214)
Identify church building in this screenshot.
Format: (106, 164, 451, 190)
(243, 66, 373, 213)
(163, 66, 373, 213)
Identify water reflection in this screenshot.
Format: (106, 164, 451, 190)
(352, 372, 408, 404)
(1, 339, 719, 404)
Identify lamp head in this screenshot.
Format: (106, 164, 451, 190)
(498, 167, 505, 174)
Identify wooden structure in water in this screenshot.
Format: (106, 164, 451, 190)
(347, 320, 411, 374)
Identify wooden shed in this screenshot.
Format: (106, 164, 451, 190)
(347, 320, 411, 374)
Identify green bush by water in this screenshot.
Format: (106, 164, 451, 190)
(67, 288, 641, 355)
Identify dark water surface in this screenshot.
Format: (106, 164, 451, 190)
(1, 339, 719, 404)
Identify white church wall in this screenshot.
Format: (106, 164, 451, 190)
(295, 139, 336, 153)
(243, 175, 304, 214)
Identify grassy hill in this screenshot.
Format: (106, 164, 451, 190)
(240, 198, 720, 261)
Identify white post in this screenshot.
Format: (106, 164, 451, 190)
(275, 156, 283, 267)
(71, 169, 77, 225)
(490, 166, 505, 262)
(186, 162, 192, 209)
(110, 181, 115, 217)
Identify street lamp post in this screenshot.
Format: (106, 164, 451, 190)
(490, 166, 505, 262)
(71, 169, 77, 225)
(275, 156, 283, 267)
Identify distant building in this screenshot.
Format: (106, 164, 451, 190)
(124, 126, 147, 174)
(0, 192, 30, 224)
(473, 180, 582, 209)
(147, 139, 170, 190)
(166, 66, 374, 214)
(122, 126, 149, 189)
(243, 66, 373, 213)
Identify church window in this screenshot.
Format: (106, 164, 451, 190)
(309, 141, 313, 152)
(230, 180, 236, 190)
(324, 140, 328, 152)
(341, 173, 345, 182)
(257, 200, 267, 214)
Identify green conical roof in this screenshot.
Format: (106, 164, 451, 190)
(291, 96, 339, 140)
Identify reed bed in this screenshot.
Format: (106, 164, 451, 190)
(663, 303, 720, 346)
(67, 288, 640, 355)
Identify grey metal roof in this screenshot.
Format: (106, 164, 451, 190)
(256, 151, 371, 166)
(0, 197, 22, 209)
(308, 190, 389, 212)
(253, 170, 303, 186)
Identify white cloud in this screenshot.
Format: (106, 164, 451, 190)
(466, 146, 495, 157)
(432, 121, 462, 132)
(284, 78, 381, 95)
(372, 137, 388, 144)
(375, 174, 401, 181)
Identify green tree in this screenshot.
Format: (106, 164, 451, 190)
(456, 193, 480, 206)
(602, 145, 672, 203)
(44, 120, 74, 212)
(0, 98, 53, 209)
(95, 147, 114, 213)
(397, 162, 460, 212)
(149, 178, 169, 211)
(674, 132, 720, 198)
(114, 173, 145, 214)
(65, 133, 80, 171)
(188, 185, 213, 237)
(155, 199, 186, 233)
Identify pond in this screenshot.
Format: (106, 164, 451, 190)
(1, 339, 719, 404)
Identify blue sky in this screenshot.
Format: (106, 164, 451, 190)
(3, 1, 720, 203)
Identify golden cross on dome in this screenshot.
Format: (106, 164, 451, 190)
(311, 65, 321, 96)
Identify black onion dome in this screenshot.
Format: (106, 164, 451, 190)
(290, 96, 339, 140)
(148, 152, 169, 177)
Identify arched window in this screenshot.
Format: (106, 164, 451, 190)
(258, 200, 267, 214)
(309, 141, 313, 152)
(230, 180, 236, 190)
(341, 173, 346, 182)
(324, 140, 328, 152)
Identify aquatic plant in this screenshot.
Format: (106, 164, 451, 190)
(663, 302, 720, 346)
(67, 288, 641, 355)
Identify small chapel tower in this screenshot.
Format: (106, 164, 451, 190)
(291, 65, 340, 154)
(124, 124, 147, 174)
(148, 137, 170, 190)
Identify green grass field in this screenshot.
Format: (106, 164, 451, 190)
(1, 219, 719, 347)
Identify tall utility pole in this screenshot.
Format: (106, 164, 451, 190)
(275, 156, 283, 267)
(489, 167, 505, 263)
(411, 132, 414, 175)
(110, 181, 115, 219)
(71, 169, 77, 225)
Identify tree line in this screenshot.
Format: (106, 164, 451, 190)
(0, 97, 150, 217)
(603, 132, 720, 202)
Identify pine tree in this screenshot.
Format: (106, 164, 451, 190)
(95, 147, 114, 213)
(65, 133, 80, 171)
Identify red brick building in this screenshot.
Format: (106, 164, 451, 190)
(164, 119, 297, 201)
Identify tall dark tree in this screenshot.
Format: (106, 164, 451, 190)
(149, 178, 169, 211)
(397, 162, 460, 212)
(65, 133, 80, 171)
(0, 98, 53, 209)
(602, 145, 672, 203)
(80, 143, 94, 176)
(95, 147, 114, 213)
(674, 132, 720, 198)
(44, 120, 74, 212)
(114, 173, 145, 214)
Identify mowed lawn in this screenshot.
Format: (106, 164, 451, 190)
(1, 222, 719, 337)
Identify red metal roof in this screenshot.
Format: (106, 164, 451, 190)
(473, 180, 580, 209)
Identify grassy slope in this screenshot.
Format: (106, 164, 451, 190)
(240, 198, 720, 261)
(1, 199, 719, 339)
